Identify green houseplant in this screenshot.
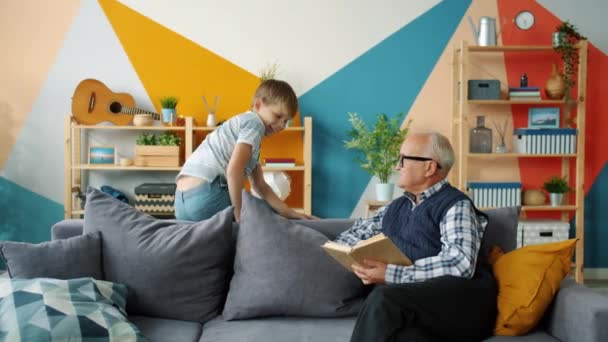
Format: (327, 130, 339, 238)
(542, 175, 572, 206)
(135, 132, 181, 167)
(159, 96, 179, 125)
(344, 112, 410, 201)
(552, 21, 586, 98)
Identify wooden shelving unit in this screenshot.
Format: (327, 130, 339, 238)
(64, 116, 313, 218)
(451, 41, 588, 283)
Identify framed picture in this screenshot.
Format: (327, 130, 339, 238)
(88, 146, 116, 164)
(528, 107, 560, 129)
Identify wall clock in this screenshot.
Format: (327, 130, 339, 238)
(514, 10, 535, 30)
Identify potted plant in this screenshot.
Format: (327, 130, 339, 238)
(542, 175, 572, 206)
(135, 132, 181, 167)
(344, 112, 410, 201)
(160, 96, 179, 126)
(552, 21, 586, 99)
(259, 61, 280, 83)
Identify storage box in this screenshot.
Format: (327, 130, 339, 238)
(513, 128, 577, 154)
(468, 80, 501, 100)
(467, 181, 521, 208)
(134, 183, 177, 214)
(517, 219, 570, 248)
(134, 145, 180, 167)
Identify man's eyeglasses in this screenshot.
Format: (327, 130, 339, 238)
(398, 154, 442, 169)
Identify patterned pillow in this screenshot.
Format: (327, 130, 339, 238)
(0, 277, 146, 341)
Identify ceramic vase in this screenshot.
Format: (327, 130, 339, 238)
(206, 113, 216, 127)
(549, 193, 563, 207)
(161, 108, 176, 126)
(376, 183, 394, 202)
(545, 63, 566, 100)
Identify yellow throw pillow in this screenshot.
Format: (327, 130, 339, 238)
(490, 239, 577, 336)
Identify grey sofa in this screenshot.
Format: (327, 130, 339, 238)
(51, 218, 608, 342)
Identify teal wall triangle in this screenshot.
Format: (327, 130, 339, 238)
(300, 0, 472, 218)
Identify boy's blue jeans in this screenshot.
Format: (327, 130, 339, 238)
(174, 176, 231, 221)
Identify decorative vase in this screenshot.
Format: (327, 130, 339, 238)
(161, 108, 176, 126)
(523, 190, 546, 206)
(133, 114, 154, 127)
(495, 139, 507, 153)
(375, 183, 394, 202)
(552, 32, 566, 48)
(549, 193, 563, 207)
(545, 63, 566, 100)
(469, 116, 492, 153)
(206, 113, 216, 127)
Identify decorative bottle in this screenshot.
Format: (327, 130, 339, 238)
(470, 115, 492, 153)
(520, 73, 528, 88)
(206, 113, 216, 127)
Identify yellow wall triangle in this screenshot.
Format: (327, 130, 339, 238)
(98, 0, 304, 207)
(99, 0, 260, 123)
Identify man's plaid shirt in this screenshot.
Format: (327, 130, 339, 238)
(334, 179, 488, 284)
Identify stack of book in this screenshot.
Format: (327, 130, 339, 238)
(264, 158, 296, 167)
(509, 86, 541, 101)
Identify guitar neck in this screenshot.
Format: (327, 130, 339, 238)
(122, 106, 160, 120)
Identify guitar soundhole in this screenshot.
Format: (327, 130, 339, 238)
(109, 102, 122, 114)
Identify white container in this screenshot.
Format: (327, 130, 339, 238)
(517, 219, 570, 248)
(206, 113, 216, 127)
(467, 181, 522, 208)
(513, 128, 576, 154)
(375, 183, 394, 202)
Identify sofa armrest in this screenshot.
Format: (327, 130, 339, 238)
(51, 219, 84, 240)
(545, 277, 608, 342)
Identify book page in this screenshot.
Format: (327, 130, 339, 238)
(321, 242, 358, 272)
(351, 235, 412, 266)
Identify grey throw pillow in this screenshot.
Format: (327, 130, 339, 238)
(480, 206, 521, 257)
(83, 187, 234, 323)
(0, 232, 102, 280)
(223, 191, 365, 320)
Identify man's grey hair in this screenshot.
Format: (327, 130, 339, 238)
(424, 132, 455, 173)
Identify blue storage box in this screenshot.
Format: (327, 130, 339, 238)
(513, 128, 577, 154)
(467, 181, 522, 208)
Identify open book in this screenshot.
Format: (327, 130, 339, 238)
(321, 233, 412, 272)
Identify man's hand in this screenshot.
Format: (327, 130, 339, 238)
(352, 259, 387, 285)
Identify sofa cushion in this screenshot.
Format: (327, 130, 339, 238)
(480, 206, 521, 257)
(222, 191, 365, 320)
(0, 232, 102, 280)
(83, 187, 234, 323)
(482, 329, 560, 341)
(200, 315, 356, 342)
(129, 316, 202, 342)
(0, 277, 146, 341)
(489, 239, 577, 336)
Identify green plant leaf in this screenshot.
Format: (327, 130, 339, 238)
(160, 96, 179, 109)
(542, 175, 572, 194)
(344, 112, 410, 183)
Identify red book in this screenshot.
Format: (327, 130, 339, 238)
(264, 158, 295, 163)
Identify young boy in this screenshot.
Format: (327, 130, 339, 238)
(175, 79, 314, 222)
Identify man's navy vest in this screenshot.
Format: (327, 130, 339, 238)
(381, 183, 486, 262)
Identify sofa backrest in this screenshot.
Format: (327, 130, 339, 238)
(52, 207, 520, 256)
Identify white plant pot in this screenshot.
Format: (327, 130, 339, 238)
(549, 193, 563, 207)
(375, 183, 394, 202)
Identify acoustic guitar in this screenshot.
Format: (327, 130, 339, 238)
(72, 79, 160, 126)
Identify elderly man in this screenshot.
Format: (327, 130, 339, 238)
(335, 132, 497, 342)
